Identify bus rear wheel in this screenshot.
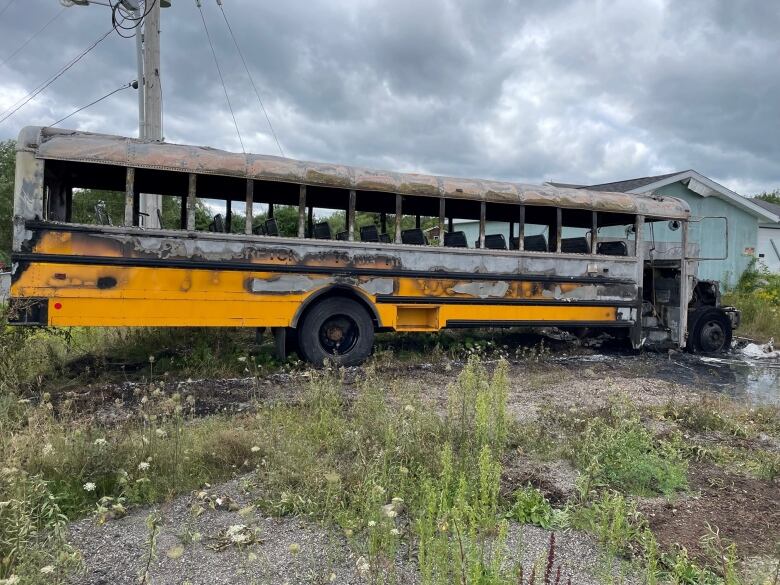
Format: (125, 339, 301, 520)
(687, 308, 732, 353)
(298, 297, 375, 366)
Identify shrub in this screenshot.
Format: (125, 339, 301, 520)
(507, 486, 567, 530)
(574, 404, 687, 496)
(0, 469, 81, 583)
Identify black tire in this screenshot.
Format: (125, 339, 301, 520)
(297, 297, 375, 366)
(687, 308, 732, 353)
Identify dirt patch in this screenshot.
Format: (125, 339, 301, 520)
(501, 454, 580, 504)
(639, 463, 780, 561)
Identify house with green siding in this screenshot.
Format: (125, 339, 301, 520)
(451, 171, 777, 288)
(561, 172, 778, 286)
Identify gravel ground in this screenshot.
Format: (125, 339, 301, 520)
(62, 350, 777, 584)
(68, 474, 635, 585)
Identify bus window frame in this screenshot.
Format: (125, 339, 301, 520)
(42, 159, 641, 259)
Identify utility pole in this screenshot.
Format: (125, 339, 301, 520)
(133, 5, 145, 137)
(62, 0, 168, 228)
(138, 0, 163, 227)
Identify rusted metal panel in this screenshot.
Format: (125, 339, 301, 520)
(124, 168, 135, 227)
(186, 174, 196, 231)
(12, 149, 44, 251)
(244, 179, 253, 235)
(20, 224, 640, 282)
(20, 126, 691, 219)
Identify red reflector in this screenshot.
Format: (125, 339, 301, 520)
(54, 273, 66, 280)
(54, 302, 62, 310)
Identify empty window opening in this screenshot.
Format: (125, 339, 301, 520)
(397, 195, 440, 245)
(442, 198, 481, 248)
(594, 212, 638, 256)
(521, 205, 557, 252)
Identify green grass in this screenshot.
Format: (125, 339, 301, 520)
(724, 259, 780, 341)
(724, 292, 780, 341)
(572, 403, 688, 497)
(2, 306, 778, 583)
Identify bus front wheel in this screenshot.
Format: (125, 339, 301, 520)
(687, 308, 732, 353)
(298, 297, 375, 366)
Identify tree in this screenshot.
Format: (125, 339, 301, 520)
(755, 190, 780, 205)
(0, 140, 15, 265)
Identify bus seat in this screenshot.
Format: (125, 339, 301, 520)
(597, 241, 629, 256)
(523, 234, 547, 251)
(510, 237, 519, 250)
(401, 228, 426, 245)
(336, 230, 349, 240)
(252, 223, 265, 235)
(313, 221, 332, 239)
(264, 218, 279, 236)
(561, 237, 590, 254)
(209, 214, 225, 233)
(156, 208, 164, 229)
(360, 225, 379, 242)
(444, 231, 468, 247)
(378, 233, 391, 243)
(484, 234, 507, 250)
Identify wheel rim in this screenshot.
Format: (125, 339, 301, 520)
(318, 314, 359, 355)
(699, 319, 726, 352)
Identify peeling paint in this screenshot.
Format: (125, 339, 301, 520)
(451, 281, 510, 299)
(358, 278, 395, 296)
(251, 275, 326, 294)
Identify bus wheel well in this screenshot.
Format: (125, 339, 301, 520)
(292, 286, 381, 330)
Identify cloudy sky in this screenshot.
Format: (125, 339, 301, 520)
(0, 0, 778, 195)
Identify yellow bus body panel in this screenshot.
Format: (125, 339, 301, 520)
(11, 263, 618, 330)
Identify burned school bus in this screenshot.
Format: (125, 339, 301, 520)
(9, 127, 739, 365)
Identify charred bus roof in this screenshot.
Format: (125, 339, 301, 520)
(17, 126, 690, 220)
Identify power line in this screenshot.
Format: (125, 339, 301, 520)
(217, 0, 284, 158)
(111, 0, 157, 39)
(0, 26, 117, 125)
(50, 80, 136, 128)
(196, 0, 245, 153)
(0, 0, 17, 19)
(0, 7, 66, 70)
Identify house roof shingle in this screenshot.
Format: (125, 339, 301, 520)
(579, 171, 689, 193)
(749, 198, 780, 222)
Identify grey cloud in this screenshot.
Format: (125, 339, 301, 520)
(0, 0, 778, 195)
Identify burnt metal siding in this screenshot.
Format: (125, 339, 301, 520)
(17, 126, 690, 220)
(14, 224, 640, 306)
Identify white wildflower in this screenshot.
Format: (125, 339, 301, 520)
(83, 482, 96, 492)
(390, 528, 401, 536)
(93, 438, 108, 447)
(39, 565, 55, 575)
(367, 520, 377, 528)
(0, 575, 20, 584)
(384, 509, 398, 519)
(404, 404, 415, 413)
(237, 356, 247, 362)
(250, 446, 261, 453)
(155, 428, 167, 438)
(356, 556, 370, 577)
(42, 443, 54, 457)
(137, 461, 150, 472)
